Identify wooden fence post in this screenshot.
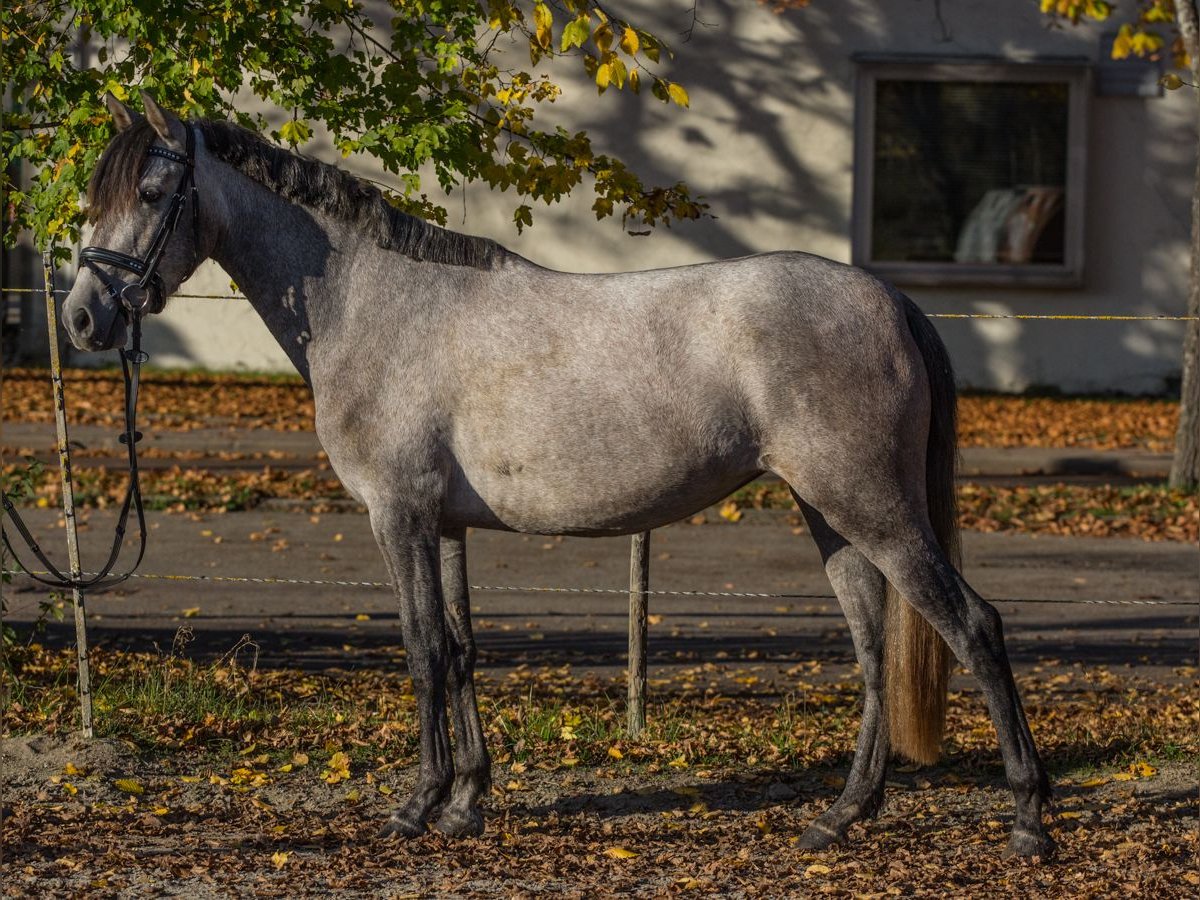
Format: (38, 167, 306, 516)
(43, 251, 94, 739)
(627, 530, 650, 737)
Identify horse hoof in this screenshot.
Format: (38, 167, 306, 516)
(1003, 828, 1056, 861)
(435, 805, 485, 838)
(378, 811, 427, 839)
(797, 820, 843, 850)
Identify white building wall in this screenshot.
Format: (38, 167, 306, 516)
(64, 0, 1192, 392)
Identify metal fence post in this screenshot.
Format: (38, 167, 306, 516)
(627, 530, 650, 737)
(43, 251, 94, 739)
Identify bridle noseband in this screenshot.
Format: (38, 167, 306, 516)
(80, 122, 199, 316)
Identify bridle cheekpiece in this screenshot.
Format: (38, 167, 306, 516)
(79, 122, 198, 317)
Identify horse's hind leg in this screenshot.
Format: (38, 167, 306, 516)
(835, 516, 1054, 859)
(433, 530, 491, 836)
(793, 497, 890, 849)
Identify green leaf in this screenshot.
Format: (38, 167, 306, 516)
(279, 119, 312, 145)
(560, 15, 591, 52)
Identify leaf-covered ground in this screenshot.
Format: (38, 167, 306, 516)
(0, 367, 1184, 450)
(1, 646, 1196, 897)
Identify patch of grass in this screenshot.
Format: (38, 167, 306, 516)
(4, 645, 1196, 785)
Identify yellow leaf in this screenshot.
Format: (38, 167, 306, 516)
(560, 725, 578, 740)
(805, 863, 832, 877)
(1059, 810, 1083, 819)
(647, 614, 663, 625)
(1112, 772, 1135, 781)
(114, 778, 144, 795)
(719, 501, 742, 522)
(668, 755, 688, 769)
(1127, 761, 1158, 778)
(292, 752, 310, 767)
(1078, 776, 1109, 788)
(378, 784, 394, 796)
(64, 762, 82, 776)
(180, 775, 201, 784)
(596, 62, 612, 91)
(510, 761, 527, 774)
(62, 782, 78, 796)
(182, 607, 201, 618)
(153, 806, 170, 815)
(345, 788, 361, 803)
(667, 82, 689, 107)
(620, 27, 639, 56)
(562, 756, 580, 767)
(271, 851, 289, 870)
(191, 57, 201, 76)
(278, 763, 294, 773)
(604, 846, 639, 859)
(533, 3, 553, 49)
(608, 746, 624, 760)
(355, 613, 371, 621)
(322, 751, 351, 784)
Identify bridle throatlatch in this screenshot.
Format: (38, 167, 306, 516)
(1, 124, 198, 592)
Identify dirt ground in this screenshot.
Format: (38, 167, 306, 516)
(2, 717, 1196, 898)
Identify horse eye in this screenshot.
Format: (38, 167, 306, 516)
(139, 187, 162, 203)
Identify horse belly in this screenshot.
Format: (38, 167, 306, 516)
(446, 441, 761, 537)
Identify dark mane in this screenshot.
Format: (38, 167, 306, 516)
(88, 118, 506, 270)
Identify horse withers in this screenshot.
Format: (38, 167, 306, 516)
(61, 92, 1054, 858)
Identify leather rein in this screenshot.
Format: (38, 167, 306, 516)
(1, 124, 198, 592)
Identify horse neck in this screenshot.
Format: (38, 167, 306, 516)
(206, 167, 362, 384)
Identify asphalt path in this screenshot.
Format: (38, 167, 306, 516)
(4, 507, 1195, 683)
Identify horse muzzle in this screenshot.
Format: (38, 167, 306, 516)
(63, 294, 128, 352)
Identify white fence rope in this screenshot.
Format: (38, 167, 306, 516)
(3, 568, 1195, 606)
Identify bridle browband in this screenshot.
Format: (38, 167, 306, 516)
(79, 122, 199, 316)
(1, 124, 201, 593)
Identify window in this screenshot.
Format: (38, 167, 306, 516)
(853, 58, 1089, 286)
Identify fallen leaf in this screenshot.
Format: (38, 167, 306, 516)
(271, 851, 289, 870)
(113, 778, 144, 795)
(181, 607, 201, 618)
(604, 846, 639, 859)
(321, 751, 351, 784)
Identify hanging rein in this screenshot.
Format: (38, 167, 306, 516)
(1, 125, 198, 592)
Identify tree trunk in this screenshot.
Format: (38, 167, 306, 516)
(1169, 0, 1200, 490)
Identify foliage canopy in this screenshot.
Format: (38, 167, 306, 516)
(2, 0, 705, 256)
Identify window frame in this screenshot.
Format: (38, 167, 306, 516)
(852, 56, 1090, 288)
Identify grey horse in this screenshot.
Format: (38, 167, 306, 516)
(62, 93, 1054, 858)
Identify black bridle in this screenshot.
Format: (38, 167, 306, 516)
(1, 125, 198, 592)
(80, 123, 199, 316)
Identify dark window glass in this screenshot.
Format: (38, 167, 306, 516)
(871, 80, 1069, 266)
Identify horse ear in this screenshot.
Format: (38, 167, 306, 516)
(140, 91, 179, 144)
(105, 92, 135, 132)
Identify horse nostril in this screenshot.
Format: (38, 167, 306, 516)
(71, 307, 93, 337)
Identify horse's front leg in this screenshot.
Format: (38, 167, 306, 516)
(371, 500, 454, 838)
(434, 529, 491, 836)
